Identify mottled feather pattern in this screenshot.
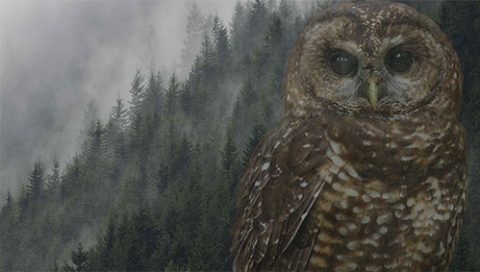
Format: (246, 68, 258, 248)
(233, 111, 466, 271)
(232, 1, 466, 271)
(232, 118, 336, 271)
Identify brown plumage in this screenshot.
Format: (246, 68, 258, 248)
(231, 1, 467, 271)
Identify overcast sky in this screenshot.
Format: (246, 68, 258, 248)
(0, 0, 239, 199)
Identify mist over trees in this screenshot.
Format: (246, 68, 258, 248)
(1, 0, 479, 271)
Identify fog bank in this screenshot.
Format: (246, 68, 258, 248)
(0, 0, 237, 198)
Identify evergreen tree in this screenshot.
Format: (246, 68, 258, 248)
(143, 71, 163, 120)
(0, 191, 14, 218)
(230, 1, 249, 71)
(80, 102, 101, 157)
(213, 16, 232, 76)
(25, 160, 46, 212)
(60, 155, 82, 200)
(221, 131, 239, 194)
(70, 242, 89, 272)
(2, 2, 478, 271)
(128, 69, 146, 120)
(181, 3, 207, 76)
(86, 119, 107, 157)
(165, 73, 180, 116)
(107, 97, 129, 168)
(0, 190, 15, 232)
(109, 97, 129, 132)
(199, 34, 216, 82)
(83, 101, 99, 130)
(247, 0, 269, 49)
(0, 191, 20, 270)
(131, 207, 159, 265)
(91, 216, 116, 270)
(48, 158, 61, 189)
(45, 158, 61, 201)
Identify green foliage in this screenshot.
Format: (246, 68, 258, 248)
(128, 69, 146, 120)
(0, 1, 478, 271)
(25, 160, 46, 211)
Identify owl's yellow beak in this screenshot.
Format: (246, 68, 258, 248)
(368, 75, 380, 109)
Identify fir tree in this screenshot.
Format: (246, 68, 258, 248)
(165, 73, 180, 116)
(0, 191, 14, 218)
(107, 97, 129, 167)
(2, 2, 478, 271)
(129, 69, 146, 120)
(143, 71, 163, 120)
(109, 97, 129, 132)
(213, 17, 232, 75)
(247, 0, 269, 49)
(70, 242, 89, 272)
(181, 3, 207, 75)
(86, 119, 107, 157)
(230, 1, 248, 70)
(221, 131, 239, 194)
(26, 160, 46, 210)
(48, 158, 61, 190)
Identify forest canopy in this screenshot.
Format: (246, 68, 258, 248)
(0, 0, 479, 271)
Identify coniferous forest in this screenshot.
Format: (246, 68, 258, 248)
(1, 1, 479, 271)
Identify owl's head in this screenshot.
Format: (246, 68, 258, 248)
(285, 1, 462, 118)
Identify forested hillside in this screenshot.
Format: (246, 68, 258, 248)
(1, 1, 478, 271)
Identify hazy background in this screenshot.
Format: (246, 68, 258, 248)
(0, 0, 238, 199)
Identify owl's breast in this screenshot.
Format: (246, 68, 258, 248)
(307, 165, 466, 271)
(305, 115, 467, 271)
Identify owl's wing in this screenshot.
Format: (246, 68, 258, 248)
(232, 118, 331, 271)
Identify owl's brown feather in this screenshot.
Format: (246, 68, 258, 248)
(232, 118, 331, 271)
(232, 1, 466, 271)
(233, 111, 466, 271)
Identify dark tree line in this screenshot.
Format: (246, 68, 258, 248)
(1, 1, 478, 271)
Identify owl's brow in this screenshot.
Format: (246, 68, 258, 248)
(312, 4, 441, 39)
(384, 17, 441, 38)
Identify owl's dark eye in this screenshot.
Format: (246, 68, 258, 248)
(328, 50, 359, 77)
(385, 47, 414, 74)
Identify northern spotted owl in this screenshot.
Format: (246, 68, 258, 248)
(231, 1, 467, 271)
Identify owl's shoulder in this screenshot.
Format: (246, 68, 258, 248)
(232, 116, 333, 271)
(246, 115, 333, 177)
